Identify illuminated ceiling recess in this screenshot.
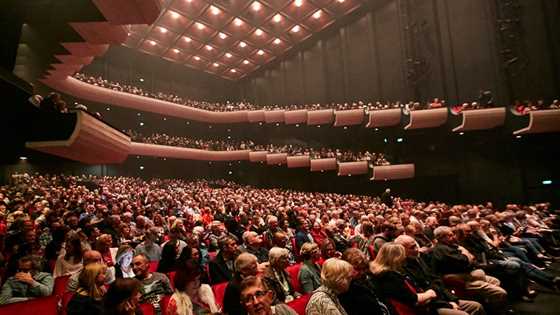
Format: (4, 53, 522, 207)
(124, 0, 365, 80)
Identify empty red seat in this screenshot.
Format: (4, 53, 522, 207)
(286, 293, 311, 315)
(211, 282, 228, 309)
(285, 263, 302, 293)
(148, 261, 159, 272)
(0, 295, 58, 315)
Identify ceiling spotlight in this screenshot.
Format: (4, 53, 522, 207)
(291, 25, 301, 33)
(194, 56, 201, 60)
(210, 5, 220, 15)
(252, 1, 262, 11)
(312, 10, 322, 19)
(159, 27, 167, 33)
(206, 45, 213, 50)
(257, 49, 264, 55)
(213, 62, 219, 67)
(239, 41, 247, 48)
(273, 38, 281, 45)
(139, 78, 144, 82)
(225, 52, 232, 58)
(234, 18, 243, 26)
(173, 48, 180, 53)
(19, 156, 28, 160)
(273, 14, 283, 23)
(219, 32, 227, 39)
(243, 60, 249, 64)
(294, 0, 303, 7)
(230, 69, 237, 73)
(337, 0, 345, 3)
(184, 36, 192, 42)
(255, 29, 263, 36)
(196, 22, 205, 30)
(139, 166, 144, 170)
(149, 40, 157, 45)
(170, 11, 180, 19)
(106, 107, 110, 111)
(139, 122, 144, 126)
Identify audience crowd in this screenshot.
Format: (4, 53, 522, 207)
(0, 173, 558, 315)
(128, 131, 391, 165)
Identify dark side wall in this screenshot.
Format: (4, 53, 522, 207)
(239, 0, 560, 106)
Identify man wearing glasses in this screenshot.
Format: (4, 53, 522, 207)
(240, 275, 298, 315)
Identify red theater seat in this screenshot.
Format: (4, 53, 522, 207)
(286, 263, 302, 293)
(212, 282, 228, 309)
(168, 271, 176, 290)
(148, 261, 159, 272)
(139, 303, 155, 315)
(60, 292, 74, 315)
(389, 299, 417, 315)
(160, 295, 171, 315)
(0, 295, 58, 315)
(53, 275, 71, 297)
(287, 293, 311, 315)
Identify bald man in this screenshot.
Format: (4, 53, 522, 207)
(66, 250, 115, 292)
(394, 235, 485, 315)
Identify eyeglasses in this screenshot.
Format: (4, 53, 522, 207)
(241, 290, 267, 303)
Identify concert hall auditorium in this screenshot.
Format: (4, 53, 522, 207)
(1, 0, 559, 314)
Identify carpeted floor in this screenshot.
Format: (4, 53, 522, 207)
(513, 262, 560, 315)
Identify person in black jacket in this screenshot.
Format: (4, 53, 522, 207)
(394, 235, 485, 315)
(431, 226, 509, 315)
(209, 235, 239, 284)
(339, 248, 390, 315)
(223, 253, 259, 315)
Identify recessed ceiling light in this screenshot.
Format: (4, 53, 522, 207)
(257, 49, 264, 55)
(291, 25, 301, 33)
(219, 32, 228, 39)
(19, 156, 28, 161)
(273, 14, 282, 23)
(312, 10, 322, 19)
(239, 41, 247, 47)
(149, 40, 156, 45)
(206, 45, 213, 50)
(294, 0, 303, 7)
(252, 1, 262, 11)
(255, 29, 263, 36)
(243, 60, 249, 64)
(225, 52, 232, 58)
(234, 18, 243, 26)
(159, 27, 167, 33)
(210, 5, 220, 15)
(186, 0, 192, 2)
(231, 69, 237, 73)
(139, 78, 144, 82)
(214, 62, 219, 67)
(170, 11, 180, 19)
(184, 36, 192, 42)
(194, 56, 201, 60)
(337, 0, 344, 3)
(273, 38, 281, 45)
(196, 22, 205, 30)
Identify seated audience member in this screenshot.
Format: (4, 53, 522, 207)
(135, 227, 162, 262)
(263, 247, 300, 304)
(394, 235, 485, 315)
(0, 255, 53, 304)
(298, 243, 322, 294)
(305, 258, 353, 315)
(132, 253, 173, 312)
(240, 276, 298, 315)
(158, 240, 181, 274)
(223, 253, 259, 315)
(67, 250, 115, 292)
(338, 248, 389, 315)
(431, 226, 509, 314)
(114, 245, 135, 279)
(271, 231, 296, 264)
(241, 231, 269, 263)
(166, 259, 220, 315)
(209, 236, 239, 284)
(373, 223, 397, 253)
(67, 263, 107, 315)
(53, 235, 84, 278)
(95, 234, 115, 267)
(310, 222, 328, 247)
(103, 278, 142, 315)
(295, 219, 314, 251)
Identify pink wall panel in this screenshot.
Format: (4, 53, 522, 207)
(365, 109, 402, 128)
(61, 43, 109, 57)
(129, 142, 250, 161)
(307, 109, 334, 125)
(371, 164, 415, 180)
(284, 110, 308, 124)
(309, 158, 337, 171)
(266, 153, 288, 165)
(513, 109, 560, 135)
(247, 110, 266, 123)
(93, 0, 161, 25)
(249, 151, 268, 162)
(264, 110, 285, 123)
(287, 155, 311, 168)
(70, 22, 128, 45)
(337, 161, 368, 176)
(404, 108, 448, 130)
(452, 108, 506, 132)
(333, 109, 365, 126)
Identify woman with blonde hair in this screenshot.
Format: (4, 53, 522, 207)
(67, 263, 107, 315)
(305, 258, 353, 315)
(370, 243, 437, 315)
